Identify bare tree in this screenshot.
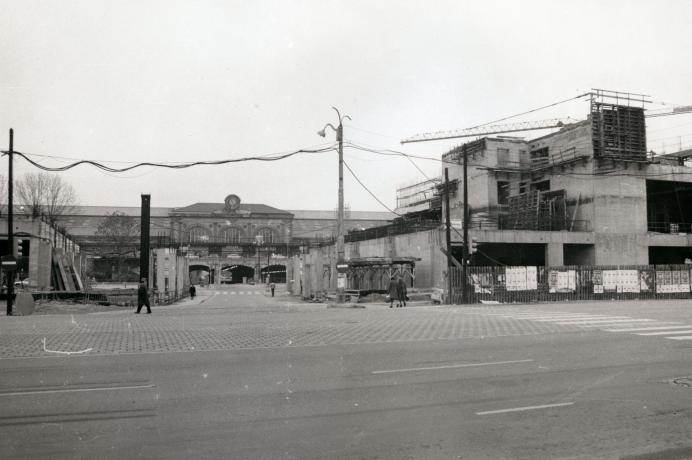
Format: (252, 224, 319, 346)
(0, 174, 6, 215)
(15, 172, 76, 225)
(96, 211, 140, 281)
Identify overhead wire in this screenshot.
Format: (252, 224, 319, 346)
(456, 93, 591, 130)
(2, 145, 337, 173)
(342, 159, 401, 216)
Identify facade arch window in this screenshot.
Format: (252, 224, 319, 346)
(223, 227, 243, 244)
(256, 227, 274, 244)
(188, 226, 212, 243)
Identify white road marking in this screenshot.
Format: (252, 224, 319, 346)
(666, 336, 692, 340)
(535, 316, 631, 322)
(372, 359, 534, 375)
(0, 384, 155, 397)
(552, 319, 655, 325)
(605, 325, 686, 332)
(516, 315, 621, 319)
(477, 402, 574, 415)
(636, 329, 692, 336)
(42, 338, 92, 355)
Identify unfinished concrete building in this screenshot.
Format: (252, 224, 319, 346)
(443, 91, 692, 266)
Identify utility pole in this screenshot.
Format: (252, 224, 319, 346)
(444, 168, 453, 304)
(6, 129, 14, 315)
(462, 143, 469, 304)
(139, 194, 151, 287)
(318, 107, 351, 303)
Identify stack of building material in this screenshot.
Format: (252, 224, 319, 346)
(506, 190, 567, 231)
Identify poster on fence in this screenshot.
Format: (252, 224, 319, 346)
(602, 270, 619, 291)
(471, 273, 494, 294)
(568, 270, 576, 291)
(526, 266, 538, 290)
(506, 267, 527, 291)
(593, 270, 604, 293)
(639, 270, 654, 292)
(656, 270, 690, 293)
(549, 270, 576, 293)
(619, 270, 640, 293)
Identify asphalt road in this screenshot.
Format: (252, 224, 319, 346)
(1, 285, 692, 459)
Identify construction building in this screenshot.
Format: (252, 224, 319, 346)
(294, 90, 692, 298)
(444, 91, 692, 266)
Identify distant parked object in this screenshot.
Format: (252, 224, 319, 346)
(14, 278, 30, 288)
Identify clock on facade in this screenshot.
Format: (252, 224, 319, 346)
(224, 194, 241, 212)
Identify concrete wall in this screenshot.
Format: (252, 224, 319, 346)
(297, 229, 446, 296)
(152, 248, 189, 296)
(0, 217, 81, 290)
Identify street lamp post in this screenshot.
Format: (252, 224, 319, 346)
(254, 234, 263, 283)
(318, 107, 351, 303)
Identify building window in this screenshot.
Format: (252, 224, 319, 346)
(257, 227, 274, 244)
(519, 182, 528, 195)
(188, 226, 211, 243)
(497, 148, 509, 167)
(532, 180, 550, 192)
(530, 147, 549, 166)
(497, 181, 510, 205)
(223, 227, 242, 243)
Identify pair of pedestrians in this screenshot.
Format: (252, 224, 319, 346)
(388, 275, 408, 308)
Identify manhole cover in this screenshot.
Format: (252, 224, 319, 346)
(672, 377, 692, 387)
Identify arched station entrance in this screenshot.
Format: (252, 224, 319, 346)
(220, 264, 255, 284)
(189, 264, 212, 285)
(260, 264, 286, 283)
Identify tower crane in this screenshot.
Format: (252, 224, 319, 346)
(401, 118, 578, 144)
(401, 105, 692, 145)
(645, 105, 692, 118)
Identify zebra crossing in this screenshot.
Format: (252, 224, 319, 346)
(205, 290, 263, 296)
(483, 309, 692, 341)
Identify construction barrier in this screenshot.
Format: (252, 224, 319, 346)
(450, 264, 692, 304)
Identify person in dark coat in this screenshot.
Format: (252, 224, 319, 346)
(397, 276, 408, 307)
(270, 282, 276, 297)
(189, 284, 196, 299)
(136, 278, 151, 314)
(387, 276, 399, 308)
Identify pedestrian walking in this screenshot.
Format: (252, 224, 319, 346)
(189, 284, 196, 299)
(387, 276, 399, 308)
(270, 282, 275, 297)
(397, 276, 408, 307)
(136, 278, 151, 314)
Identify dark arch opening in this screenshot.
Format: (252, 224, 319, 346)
(260, 264, 286, 283)
(220, 264, 255, 284)
(189, 264, 211, 285)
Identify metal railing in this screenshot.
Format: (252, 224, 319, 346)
(345, 219, 440, 243)
(648, 222, 692, 234)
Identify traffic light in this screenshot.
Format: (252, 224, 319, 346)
(15, 239, 28, 257)
(468, 237, 478, 255)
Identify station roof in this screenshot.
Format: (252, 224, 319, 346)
(171, 202, 292, 215)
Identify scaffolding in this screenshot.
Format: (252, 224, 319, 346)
(590, 88, 650, 161)
(503, 190, 567, 231)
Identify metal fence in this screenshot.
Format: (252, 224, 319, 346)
(450, 264, 692, 304)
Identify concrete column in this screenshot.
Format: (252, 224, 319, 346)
(545, 243, 564, 267)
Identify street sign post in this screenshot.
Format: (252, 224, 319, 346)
(1, 255, 17, 272)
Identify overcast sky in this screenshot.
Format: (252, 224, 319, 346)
(2, 0, 692, 212)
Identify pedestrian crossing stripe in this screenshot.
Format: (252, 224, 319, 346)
(635, 330, 692, 336)
(486, 310, 692, 342)
(209, 291, 262, 295)
(605, 325, 692, 332)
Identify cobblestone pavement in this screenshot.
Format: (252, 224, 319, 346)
(2, 296, 685, 359)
